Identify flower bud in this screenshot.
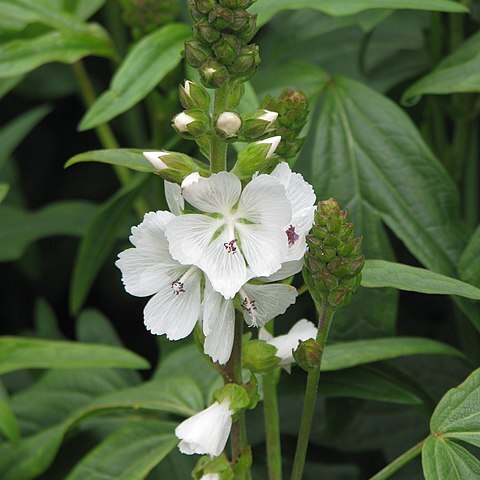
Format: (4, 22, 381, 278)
(293, 338, 322, 372)
(143, 151, 210, 184)
(213, 34, 242, 65)
(183, 40, 213, 68)
(199, 58, 230, 88)
(215, 111, 242, 139)
(229, 44, 260, 75)
(179, 80, 211, 111)
(219, 0, 254, 8)
(240, 109, 278, 139)
(194, 0, 216, 14)
(172, 109, 210, 137)
(227, 83, 245, 109)
(235, 13, 257, 43)
(208, 5, 234, 30)
(193, 18, 221, 44)
(243, 339, 280, 374)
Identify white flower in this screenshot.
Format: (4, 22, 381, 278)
(143, 151, 168, 170)
(270, 162, 316, 261)
(175, 399, 233, 457)
(216, 111, 242, 136)
(260, 319, 317, 373)
(201, 474, 221, 480)
(258, 109, 278, 124)
(183, 79, 193, 96)
(203, 278, 297, 364)
(257, 136, 281, 158)
(166, 171, 292, 299)
(115, 210, 202, 340)
(174, 111, 195, 132)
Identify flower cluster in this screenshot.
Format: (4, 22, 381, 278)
(116, 159, 315, 365)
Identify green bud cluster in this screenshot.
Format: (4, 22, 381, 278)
(292, 338, 321, 372)
(118, 0, 179, 38)
(261, 89, 309, 159)
(303, 199, 364, 310)
(184, 0, 260, 88)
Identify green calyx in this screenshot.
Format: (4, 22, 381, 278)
(243, 339, 280, 374)
(193, 455, 234, 480)
(292, 338, 322, 372)
(303, 198, 364, 310)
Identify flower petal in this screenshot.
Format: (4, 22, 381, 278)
(116, 211, 180, 297)
(166, 214, 224, 266)
(143, 267, 202, 340)
(259, 259, 304, 282)
(203, 280, 235, 364)
(165, 181, 184, 216)
(183, 171, 241, 215)
(240, 283, 297, 327)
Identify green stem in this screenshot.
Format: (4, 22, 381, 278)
(368, 439, 426, 480)
(210, 83, 230, 172)
(290, 302, 335, 480)
(263, 369, 282, 480)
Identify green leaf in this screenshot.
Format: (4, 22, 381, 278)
(0, 399, 20, 443)
(0, 201, 97, 262)
(66, 420, 178, 480)
(403, 31, 480, 104)
(65, 149, 155, 173)
(0, 76, 24, 100)
(251, 0, 468, 27)
(69, 174, 149, 315)
(458, 225, 480, 288)
(322, 337, 464, 371)
(311, 76, 466, 277)
(79, 23, 190, 130)
(0, 337, 149, 374)
(362, 259, 480, 299)
(431, 368, 480, 447)
(0, 105, 51, 171)
(422, 435, 480, 480)
(76, 309, 124, 347)
(0, 28, 114, 78)
(34, 298, 63, 340)
(0, 184, 9, 204)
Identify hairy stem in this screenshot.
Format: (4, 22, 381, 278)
(368, 439, 425, 480)
(210, 83, 230, 173)
(290, 302, 335, 480)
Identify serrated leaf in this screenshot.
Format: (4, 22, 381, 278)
(65, 149, 155, 173)
(0, 28, 114, 78)
(79, 23, 190, 130)
(251, 0, 468, 27)
(431, 368, 480, 447)
(0, 201, 97, 262)
(0, 399, 20, 443)
(362, 259, 480, 299)
(403, 31, 480, 104)
(69, 174, 149, 315)
(322, 337, 464, 371)
(66, 420, 178, 480)
(422, 435, 480, 480)
(458, 226, 480, 288)
(0, 337, 149, 374)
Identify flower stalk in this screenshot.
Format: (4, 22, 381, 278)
(210, 82, 231, 173)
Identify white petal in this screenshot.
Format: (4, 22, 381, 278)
(257, 136, 281, 158)
(270, 162, 316, 215)
(236, 222, 288, 278)
(267, 319, 317, 369)
(286, 206, 316, 261)
(144, 267, 202, 340)
(164, 181, 184, 216)
(203, 280, 235, 364)
(237, 174, 291, 227)
(259, 259, 304, 283)
(166, 214, 224, 266)
(258, 327, 273, 342)
(201, 474, 221, 480)
(181, 172, 201, 189)
(116, 211, 180, 297)
(175, 400, 232, 457)
(183, 172, 241, 215)
(240, 283, 297, 327)
(174, 112, 195, 132)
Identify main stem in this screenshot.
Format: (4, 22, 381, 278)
(368, 439, 425, 480)
(210, 83, 230, 173)
(290, 302, 335, 480)
(263, 369, 282, 480)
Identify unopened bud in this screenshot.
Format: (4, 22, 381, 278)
(258, 136, 281, 158)
(143, 151, 168, 170)
(172, 109, 209, 137)
(193, 18, 221, 44)
(235, 14, 257, 42)
(215, 111, 242, 139)
(208, 5, 234, 30)
(229, 44, 260, 75)
(213, 34, 242, 65)
(293, 338, 322, 372)
(194, 0, 216, 14)
(183, 40, 212, 68)
(179, 80, 211, 111)
(219, 0, 254, 8)
(227, 83, 245, 109)
(199, 58, 229, 88)
(243, 339, 280, 374)
(240, 109, 278, 139)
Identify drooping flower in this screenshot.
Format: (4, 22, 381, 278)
(270, 162, 316, 261)
(260, 319, 317, 373)
(166, 171, 292, 299)
(175, 399, 233, 457)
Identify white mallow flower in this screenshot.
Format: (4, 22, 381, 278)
(143, 151, 168, 170)
(175, 399, 233, 457)
(174, 111, 195, 132)
(270, 162, 316, 262)
(260, 319, 317, 373)
(166, 171, 292, 299)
